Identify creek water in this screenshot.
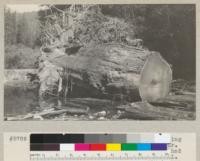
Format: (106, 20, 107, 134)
(4, 83, 129, 120)
(4, 82, 195, 121)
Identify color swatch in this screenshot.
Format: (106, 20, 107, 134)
(30, 134, 169, 151)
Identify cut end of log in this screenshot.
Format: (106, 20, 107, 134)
(139, 52, 172, 102)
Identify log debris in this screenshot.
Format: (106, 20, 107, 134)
(6, 106, 89, 121)
(117, 93, 195, 120)
(117, 101, 195, 120)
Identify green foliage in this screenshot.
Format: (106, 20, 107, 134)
(5, 7, 42, 69)
(5, 8, 41, 48)
(5, 4, 195, 80)
(5, 44, 40, 69)
(4, 8, 17, 44)
(101, 4, 195, 79)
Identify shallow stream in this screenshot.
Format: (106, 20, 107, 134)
(4, 83, 130, 120)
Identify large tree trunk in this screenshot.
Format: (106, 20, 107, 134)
(38, 43, 172, 102)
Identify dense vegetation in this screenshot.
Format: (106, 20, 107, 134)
(4, 4, 195, 80)
(4, 8, 41, 69)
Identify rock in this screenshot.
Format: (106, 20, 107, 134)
(117, 110, 122, 114)
(125, 37, 143, 48)
(33, 114, 44, 120)
(98, 116, 105, 120)
(89, 115, 95, 119)
(112, 115, 120, 119)
(94, 111, 106, 117)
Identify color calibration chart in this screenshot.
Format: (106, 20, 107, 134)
(4, 133, 196, 161)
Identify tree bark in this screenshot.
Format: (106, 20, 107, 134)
(39, 43, 172, 102)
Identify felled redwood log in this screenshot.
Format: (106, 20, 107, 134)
(40, 43, 172, 101)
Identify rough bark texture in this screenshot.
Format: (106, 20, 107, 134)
(38, 43, 172, 101)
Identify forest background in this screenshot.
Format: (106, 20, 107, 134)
(4, 4, 195, 80)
